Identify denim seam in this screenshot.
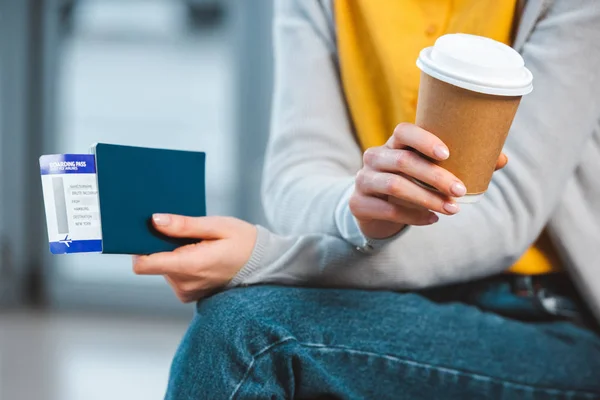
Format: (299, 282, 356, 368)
(229, 337, 297, 400)
(231, 339, 600, 399)
(300, 343, 600, 398)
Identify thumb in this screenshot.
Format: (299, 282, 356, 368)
(495, 153, 508, 171)
(151, 214, 231, 239)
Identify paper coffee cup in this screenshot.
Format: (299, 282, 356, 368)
(415, 34, 533, 203)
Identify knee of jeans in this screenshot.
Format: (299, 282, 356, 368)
(198, 286, 296, 334)
(167, 286, 297, 397)
(182, 287, 289, 350)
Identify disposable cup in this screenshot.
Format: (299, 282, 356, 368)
(415, 33, 533, 203)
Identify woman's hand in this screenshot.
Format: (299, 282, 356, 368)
(132, 214, 257, 303)
(349, 123, 508, 239)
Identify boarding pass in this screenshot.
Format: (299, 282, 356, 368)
(39, 154, 102, 254)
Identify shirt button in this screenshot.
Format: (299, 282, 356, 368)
(425, 24, 437, 37)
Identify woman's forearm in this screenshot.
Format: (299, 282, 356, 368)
(263, 0, 363, 236)
(228, 224, 501, 290)
(228, 226, 427, 290)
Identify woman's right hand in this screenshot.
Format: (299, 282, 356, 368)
(349, 123, 507, 239)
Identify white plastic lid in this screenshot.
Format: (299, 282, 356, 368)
(417, 33, 533, 96)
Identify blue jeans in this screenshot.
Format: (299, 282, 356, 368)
(165, 283, 600, 399)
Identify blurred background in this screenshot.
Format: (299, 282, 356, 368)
(0, 0, 273, 398)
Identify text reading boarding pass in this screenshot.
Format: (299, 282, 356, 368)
(39, 154, 102, 254)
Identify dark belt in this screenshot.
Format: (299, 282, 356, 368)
(508, 274, 591, 325)
(420, 273, 598, 331)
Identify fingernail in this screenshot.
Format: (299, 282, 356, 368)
(443, 202, 460, 214)
(153, 213, 171, 226)
(428, 214, 439, 224)
(433, 145, 450, 160)
(132, 255, 140, 263)
(451, 182, 467, 197)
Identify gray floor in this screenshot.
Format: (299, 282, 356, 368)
(0, 311, 190, 400)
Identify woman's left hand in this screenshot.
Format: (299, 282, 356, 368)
(132, 214, 257, 303)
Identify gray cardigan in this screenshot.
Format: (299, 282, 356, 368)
(230, 0, 600, 320)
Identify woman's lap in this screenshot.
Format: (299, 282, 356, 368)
(165, 285, 600, 400)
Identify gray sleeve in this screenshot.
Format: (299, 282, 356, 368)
(262, 0, 362, 237)
(257, 0, 600, 289)
(228, 225, 414, 290)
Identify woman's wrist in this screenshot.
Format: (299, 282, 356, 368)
(356, 220, 406, 240)
(227, 224, 268, 288)
(334, 184, 408, 252)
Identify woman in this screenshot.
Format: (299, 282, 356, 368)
(134, 0, 600, 398)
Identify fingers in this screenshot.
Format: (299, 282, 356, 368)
(386, 123, 450, 161)
(363, 147, 466, 197)
(164, 275, 213, 303)
(132, 252, 179, 275)
(356, 169, 459, 215)
(495, 153, 508, 171)
(349, 193, 438, 226)
(151, 214, 237, 239)
(132, 249, 199, 275)
(164, 275, 195, 303)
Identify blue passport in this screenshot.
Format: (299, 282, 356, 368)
(92, 143, 206, 255)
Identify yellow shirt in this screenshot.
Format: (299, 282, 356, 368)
(335, 0, 560, 275)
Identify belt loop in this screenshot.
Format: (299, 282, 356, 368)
(513, 275, 535, 297)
